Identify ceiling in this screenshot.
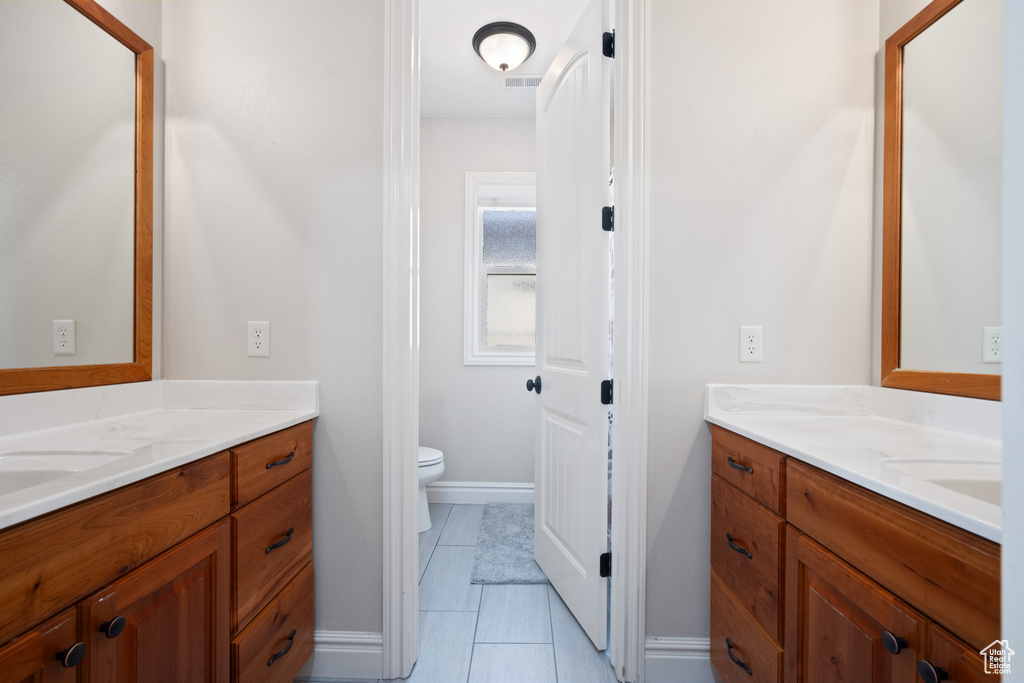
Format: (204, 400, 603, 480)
(421, 1, 589, 118)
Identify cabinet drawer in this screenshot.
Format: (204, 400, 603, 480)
(711, 474, 784, 641)
(232, 469, 313, 632)
(0, 607, 78, 683)
(232, 562, 314, 683)
(0, 453, 229, 646)
(711, 571, 782, 683)
(711, 425, 785, 514)
(232, 421, 312, 509)
(787, 460, 1000, 652)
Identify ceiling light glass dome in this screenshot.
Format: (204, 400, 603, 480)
(473, 22, 537, 72)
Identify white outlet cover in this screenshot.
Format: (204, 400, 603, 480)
(53, 319, 76, 355)
(739, 325, 762, 362)
(982, 326, 1002, 364)
(248, 321, 271, 357)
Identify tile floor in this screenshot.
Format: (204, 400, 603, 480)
(301, 503, 618, 683)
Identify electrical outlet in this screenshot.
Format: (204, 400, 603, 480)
(983, 326, 1002, 363)
(53, 319, 76, 355)
(248, 321, 271, 357)
(740, 325, 762, 362)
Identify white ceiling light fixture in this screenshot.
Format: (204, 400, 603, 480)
(472, 22, 537, 72)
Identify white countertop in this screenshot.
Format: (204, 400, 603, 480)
(0, 380, 319, 530)
(705, 385, 1002, 543)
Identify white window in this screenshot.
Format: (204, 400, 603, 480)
(464, 172, 537, 366)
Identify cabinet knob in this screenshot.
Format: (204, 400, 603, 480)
(917, 659, 949, 683)
(881, 630, 908, 655)
(55, 642, 86, 668)
(100, 615, 127, 639)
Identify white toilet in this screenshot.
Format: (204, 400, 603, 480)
(418, 447, 445, 533)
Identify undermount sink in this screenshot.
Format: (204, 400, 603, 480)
(0, 451, 131, 497)
(882, 459, 1002, 506)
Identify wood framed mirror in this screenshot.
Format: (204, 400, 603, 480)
(882, 0, 1002, 401)
(0, 0, 152, 397)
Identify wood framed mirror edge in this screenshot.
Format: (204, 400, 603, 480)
(880, 0, 1001, 402)
(0, 0, 153, 397)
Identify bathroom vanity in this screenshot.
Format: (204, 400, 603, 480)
(0, 3, 318, 681)
(705, 385, 1001, 683)
(0, 382, 319, 683)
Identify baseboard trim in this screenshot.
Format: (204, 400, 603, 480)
(644, 636, 713, 683)
(295, 630, 383, 681)
(426, 480, 535, 504)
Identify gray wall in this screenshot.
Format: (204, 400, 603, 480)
(161, 1, 386, 633)
(420, 117, 536, 484)
(644, 0, 878, 638)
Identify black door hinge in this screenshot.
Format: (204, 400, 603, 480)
(602, 206, 614, 232)
(601, 379, 613, 405)
(600, 552, 612, 578)
(603, 31, 615, 59)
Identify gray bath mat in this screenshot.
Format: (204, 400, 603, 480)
(470, 503, 548, 584)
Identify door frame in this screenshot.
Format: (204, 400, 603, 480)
(381, 1, 651, 680)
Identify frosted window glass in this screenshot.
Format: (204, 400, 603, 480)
(485, 275, 536, 346)
(482, 210, 536, 267)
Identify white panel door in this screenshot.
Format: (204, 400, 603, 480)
(533, 0, 611, 651)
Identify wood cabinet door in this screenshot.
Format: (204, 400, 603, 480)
(80, 520, 230, 683)
(0, 608, 81, 683)
(785, 527, 925, 683)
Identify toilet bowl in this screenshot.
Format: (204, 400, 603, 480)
(418, 447, 444, 533)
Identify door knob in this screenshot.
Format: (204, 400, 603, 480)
(526, 376, 542, 394)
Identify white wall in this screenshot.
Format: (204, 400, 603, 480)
(420, 117, 536, 484)
(162, 1, 385, 633)
(645, 0, 878, 640)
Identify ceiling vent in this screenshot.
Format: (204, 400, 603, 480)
(501, 74, 544, 89)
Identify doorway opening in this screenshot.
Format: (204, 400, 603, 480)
(411, 1, 614, 681)
(383, 0, 648, 681)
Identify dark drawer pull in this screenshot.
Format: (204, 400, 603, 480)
(727, 456, 754, 474)
(266, 451, 296, 470)
(266, 527, 295, 554)
(100, 615, 127, 639)
(267, 629, 296, 666)
(917, 660, 948, 683)
(726, 533, 753, 559)
(726, 638, 752, 676)
(56, 642, 86, 668)
(881, 630, 908, 655)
